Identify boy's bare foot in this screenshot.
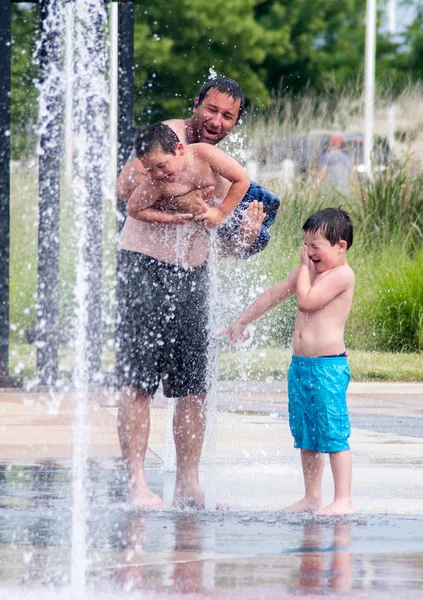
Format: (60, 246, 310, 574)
(281, 497, 323, 513)
(316, 500, 354, 516)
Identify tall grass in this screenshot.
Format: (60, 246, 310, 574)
(353, 165, 423, 250)
(349, 245, 423, 352)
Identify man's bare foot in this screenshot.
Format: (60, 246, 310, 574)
(128, 488, 166, 510)
(316, 500, 354, 516)
(281, 497, 323, 513)
(173, 482, 205, 509)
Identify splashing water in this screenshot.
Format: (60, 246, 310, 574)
(36, 0, 110, 595)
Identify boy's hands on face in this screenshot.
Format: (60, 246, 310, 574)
(300, 244, 312, 269)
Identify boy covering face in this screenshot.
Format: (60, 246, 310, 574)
(224, 207, 355, 516)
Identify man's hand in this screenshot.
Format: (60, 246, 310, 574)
(194, 206, 226, 228)
(220, 320, 246, 344)
(239, 200, 265, 246)
(161, 186, 214, 217)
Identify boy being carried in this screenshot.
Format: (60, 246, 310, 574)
(223, 207, 355, 516)
(127, 122, 251, 229)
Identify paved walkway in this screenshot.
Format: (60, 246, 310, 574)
(1, 381, 423, 599)
(0, 381, 422, 514)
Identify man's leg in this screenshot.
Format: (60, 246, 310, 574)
(317, 450, 354, 515)
(172, 393, 207, 507)
(117, 387, 165, 508)
(282, 449, 325, 512)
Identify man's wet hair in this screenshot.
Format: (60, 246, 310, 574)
(196, 77, 245, 122)
(135, 123, 180, 158)
(302, 207, 353, 249)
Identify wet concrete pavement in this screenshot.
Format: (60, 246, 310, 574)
(0, 381, 422, 598)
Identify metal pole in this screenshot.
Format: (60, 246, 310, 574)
(64, 0, 74, 184)
(85, 1, 107, 380)
(110, 1, 118, 186)
(364, 0, 377, 174)
(37, 0, 64, 385)
(387, 0, 396, 152)
(0, 0, 12, 382)
(117, 0, 134, 226)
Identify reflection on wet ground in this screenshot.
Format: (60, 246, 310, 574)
(1, 463, 422, 599)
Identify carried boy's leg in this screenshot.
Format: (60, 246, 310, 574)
(172, 393, 207, 508)
(282, 449, 324, 512)
(317, 450, 354, 515)
(118, 388, 165, 508)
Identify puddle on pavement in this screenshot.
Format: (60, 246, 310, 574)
(0, 463, 422, 599)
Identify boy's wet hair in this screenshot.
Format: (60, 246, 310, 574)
(302, 207, 353, 249)
(135, 123, 180, 158)
(196, 77, 245, 122)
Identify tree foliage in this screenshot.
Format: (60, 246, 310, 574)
(9, 0, 423, 156)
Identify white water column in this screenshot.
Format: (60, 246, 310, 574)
(364, 0, 377, 174)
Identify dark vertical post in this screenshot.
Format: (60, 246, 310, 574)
(36, 0, 63, 385)
(0, 0, 11, 380)
(86, 1, 106, 380)
(117, 0, 134, 223)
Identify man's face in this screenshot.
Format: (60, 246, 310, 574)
(191, 90, 241, 145)
(140, 143, 184, 183)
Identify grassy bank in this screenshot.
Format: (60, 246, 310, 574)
(217, 348, 423, 382)
(8, 86, 423, 382)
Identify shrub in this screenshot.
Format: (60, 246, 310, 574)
(348, 246, 423, 352)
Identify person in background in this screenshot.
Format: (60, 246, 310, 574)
(318, 135, 353, 196)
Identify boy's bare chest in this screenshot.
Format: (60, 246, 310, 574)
(161, 167, 227, 199)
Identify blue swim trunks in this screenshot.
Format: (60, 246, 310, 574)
(287, 355, 351, 453)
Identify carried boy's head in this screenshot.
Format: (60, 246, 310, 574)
(135, 123, 180, 159)
(302, 207, 353, 250)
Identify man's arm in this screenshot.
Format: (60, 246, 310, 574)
(126, 180, 163, 220)
(296, 246, 354, 312)
(131, 207, 193, 224)
(194, 145, 250, 228)
(115, 159, 146, 202)
(222, 267, 299, 343)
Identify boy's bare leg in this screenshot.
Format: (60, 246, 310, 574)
(282, 449, 325, 512)
(172, 393, 207, 508)
(317, 450, 354, 515)
(118, 388, 165, 508)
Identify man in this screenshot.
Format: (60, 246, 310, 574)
(117, 77, 280, 257)
(115, 77, 280, 508)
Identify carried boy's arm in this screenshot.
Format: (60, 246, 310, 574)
(296, 246, 354, 312)
(194, 145, 250, 228)
(223, 268, 299, 343)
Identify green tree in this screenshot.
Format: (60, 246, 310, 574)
(11, 4, 39, 158)
(132, 0, 275, 124)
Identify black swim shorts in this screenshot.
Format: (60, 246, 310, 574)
(115, 250, 210, 398)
